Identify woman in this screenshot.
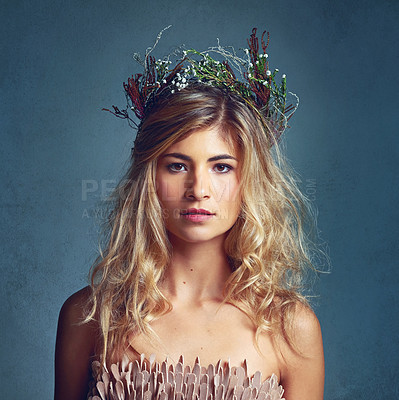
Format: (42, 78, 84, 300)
(55, 30, 324, 400)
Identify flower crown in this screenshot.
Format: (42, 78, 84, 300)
(104, 27, 298, 144)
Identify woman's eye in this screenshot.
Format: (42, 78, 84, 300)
(214, 164, 233, 173)
(168, 163, 186, 172)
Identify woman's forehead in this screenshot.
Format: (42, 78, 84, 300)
(165, 126, 239, 157)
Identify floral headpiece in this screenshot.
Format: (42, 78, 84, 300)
(105, 27, 298, 144)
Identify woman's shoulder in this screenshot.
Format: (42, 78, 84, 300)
(271, 296, 321, 346)
(59, 286, 92, 319)
(273, 298, 322, 356)
(55, 286, 98, 399)
(56, 285, 97, 351)
(289, 301, 322, 350)
(276, 301, 324, 400)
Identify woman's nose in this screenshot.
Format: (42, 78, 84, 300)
(184, 170, 211, 200)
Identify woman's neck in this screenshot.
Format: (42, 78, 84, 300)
(161, 234, 232, 303)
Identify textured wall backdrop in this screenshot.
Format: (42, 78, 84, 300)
(1, 0, 398, 398)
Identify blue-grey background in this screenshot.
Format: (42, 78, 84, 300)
(1, 0, 398, 398)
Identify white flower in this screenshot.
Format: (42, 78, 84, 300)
(171, 89, 175, 94)
(266, 70, 271, 76)
(275, 68, 279, 72)
(248, 73, 252, 78)
(282, 74, 286, 79)
(181, 77, 187, 83)
(249, 63, 253, 68)
(244, 49, 249, 54)
(162, 79, 167, 84)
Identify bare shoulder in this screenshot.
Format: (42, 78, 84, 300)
(58, 286, 93, 323)
(56, 285, 98, 356)
(57, 286, 97, 343)
(277, 302, 325, 400)
(289, 302, 323, 356)
(55, 286, 98, 400)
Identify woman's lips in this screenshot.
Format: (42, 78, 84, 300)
(181, 208, 215, 222)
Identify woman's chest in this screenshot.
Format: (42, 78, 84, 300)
(126, 304, 280, 381)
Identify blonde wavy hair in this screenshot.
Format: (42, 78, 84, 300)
(86, 84, 317, 364)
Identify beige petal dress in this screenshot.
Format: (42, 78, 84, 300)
(87, 354, 285, 400)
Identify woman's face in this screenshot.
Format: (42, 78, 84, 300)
(156, 126, 241, 245)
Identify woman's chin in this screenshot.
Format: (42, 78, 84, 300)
(167, 230, 227, 246)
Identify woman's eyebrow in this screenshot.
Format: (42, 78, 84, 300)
(162, 152, 191, 161)
(208, 154, 238, 162)
(162, 152, 238, 162)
